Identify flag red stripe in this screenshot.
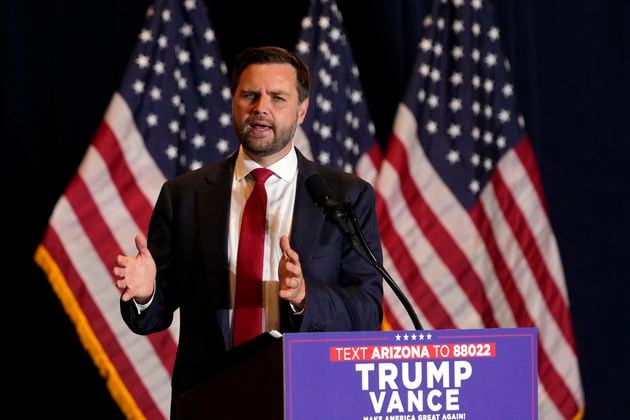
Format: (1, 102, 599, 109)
(64, 172, 121, 267)
(387, 134, 500, 328)
(63, 174, 177, 373)
(367, 142, 382, 169)
(514, 139, 549, 213)
(491, 162, 577, 350)
(469, 202, 529, 323)
(41, 228, 164, 419)
(469, 202, 579, 415)
(513, 141, 577, 351)
(537, 344, 580, 417)
(376, 191, 456, 329)
(91, 121, 154, 234)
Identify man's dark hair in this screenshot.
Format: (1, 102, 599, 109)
(231, 46, 311, 103)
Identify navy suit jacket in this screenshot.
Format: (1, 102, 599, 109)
(120, 148, 384, 411)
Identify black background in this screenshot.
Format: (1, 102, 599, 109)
(5, 0, 629, 418)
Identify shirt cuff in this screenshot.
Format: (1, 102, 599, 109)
(133, 291, 155, 314)
(289, 302, 305, 316)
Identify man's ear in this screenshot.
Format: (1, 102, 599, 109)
(297, 98, 309, 124)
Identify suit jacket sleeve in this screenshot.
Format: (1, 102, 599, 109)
(120, 181, 179, 335)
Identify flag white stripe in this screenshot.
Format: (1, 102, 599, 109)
(499, 151, 569, 302)
(356, 151, 378, 186)
(538, 380, 564, 420)
(480, 179, 583, 402)
(391, 104, 517, 327)
(105, 93, 166, 208)
(78, 145, 144, 256)
(378, 160, 484, 327)
(50, 197, 171, 418)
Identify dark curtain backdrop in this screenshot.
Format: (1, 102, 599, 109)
(6, 0, 629, 418)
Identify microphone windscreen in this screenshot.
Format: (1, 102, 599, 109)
(305, 174, 332, 207)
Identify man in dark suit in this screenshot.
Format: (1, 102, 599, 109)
(114, 46, 383, 417)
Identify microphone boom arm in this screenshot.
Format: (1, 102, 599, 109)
(344, 202, 424, 331)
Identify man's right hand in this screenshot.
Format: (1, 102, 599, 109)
(113, 234, 156, 303)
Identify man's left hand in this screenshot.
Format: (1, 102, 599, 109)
(278, 235, 306, 310)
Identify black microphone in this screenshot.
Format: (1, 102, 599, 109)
(305, 174, 373, 264)
(305, 174, 353, 237)
(305, 174, 423, 331)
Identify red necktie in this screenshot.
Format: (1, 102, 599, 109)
(232, 168, 273, 347)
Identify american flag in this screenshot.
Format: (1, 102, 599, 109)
(33, 0, 237, 417)
(374, 0, 584, 418)
(293, 0, 382, 183)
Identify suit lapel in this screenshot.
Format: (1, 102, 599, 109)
(196, 154, 236, 308)
(290, 151, 325, 272)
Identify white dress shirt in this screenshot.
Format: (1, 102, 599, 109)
(228, 145, 298, 342)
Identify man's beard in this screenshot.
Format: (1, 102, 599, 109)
(234, 116, 298, 158)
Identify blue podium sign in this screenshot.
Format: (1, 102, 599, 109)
(283, 328, 537, 420)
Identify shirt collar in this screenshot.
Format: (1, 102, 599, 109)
(234, 145, 298, 182)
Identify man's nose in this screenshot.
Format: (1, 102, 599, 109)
(252, 94, 271, 114)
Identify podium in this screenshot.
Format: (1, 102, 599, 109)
(176, 333, 284, 419)
(177, 328, 538, 419)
